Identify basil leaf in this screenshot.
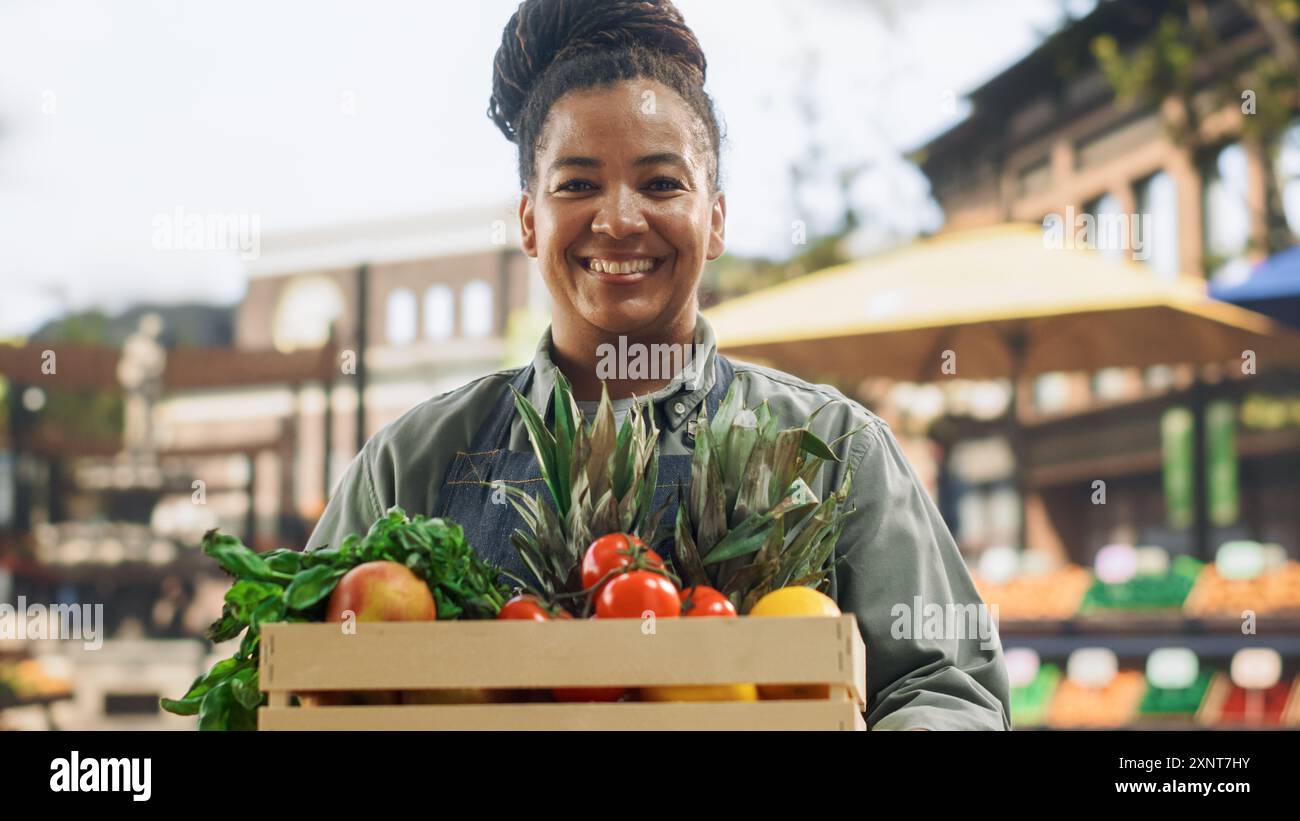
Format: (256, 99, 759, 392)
(182, 656, 241, 701)
(225, 580, 283, 618)
(264, 549, 303, 575)
(203, 533, 286, 581)
(230, 667, 263, 711)
(198, 680, 233, 731)
(249, 596, 286, 633)
(159, 696, 201, 716)
(203, 605, 244, 643)
(284, 564, 346, 611)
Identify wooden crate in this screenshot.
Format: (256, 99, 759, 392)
(259, 615, 866, 730)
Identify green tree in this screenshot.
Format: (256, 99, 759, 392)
(1091, 0, 1300, 257)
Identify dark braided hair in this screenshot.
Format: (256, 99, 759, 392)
(488, 0, 724, 192)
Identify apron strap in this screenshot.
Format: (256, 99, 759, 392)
(704, 353, 736, 417)
(464, 365, 534, 454)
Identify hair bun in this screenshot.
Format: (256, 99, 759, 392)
(489, 0, 706, 143)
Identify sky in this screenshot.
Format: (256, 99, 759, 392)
(0, 0, 1094, 338)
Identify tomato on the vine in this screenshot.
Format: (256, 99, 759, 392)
(497, 594, 552, 621)
(595, 570, 680, 619)
(581, 533, 664, 593)
(679, 585, 737, 617)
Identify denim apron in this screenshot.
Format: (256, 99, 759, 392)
(433, 355, 736, 590)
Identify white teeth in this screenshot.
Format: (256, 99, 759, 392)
(586, 257, 656, 274)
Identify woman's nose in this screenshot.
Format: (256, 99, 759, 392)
(590, 185, 648, 238)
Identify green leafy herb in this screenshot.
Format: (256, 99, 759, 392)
(162, 509, 510, 730)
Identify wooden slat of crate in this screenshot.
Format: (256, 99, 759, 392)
(261, 615, 864, 707)
(259, 699, 866, 731)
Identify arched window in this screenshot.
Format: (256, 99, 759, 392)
(1204, 143, 1251, 280)
(1136, 171, 1179, 279)
(423, 285, 453, 342)
(385, 288, 417, 345)
(461, 280, 493, 338)
(271, 276, 345, 353)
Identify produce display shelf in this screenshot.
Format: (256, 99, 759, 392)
(998, 613, 1300, 657)
(1000, 631, 1300, 659)
(259, 615, 866, 731)
(999, 615, 1300, 635)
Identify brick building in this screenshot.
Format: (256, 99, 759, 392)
(912, 0, 1300, 562)
(153, 202, 547, 544)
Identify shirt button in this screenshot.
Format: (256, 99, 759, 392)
(673, 401, 686, 415)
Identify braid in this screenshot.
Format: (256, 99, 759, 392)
(488, 0, 722, 191)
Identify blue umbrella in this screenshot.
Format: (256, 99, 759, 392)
(1210, 245, 1300, 328)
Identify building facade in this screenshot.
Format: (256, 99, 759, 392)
(913, 0, 1300, 562)
(154, 203, 548, 545)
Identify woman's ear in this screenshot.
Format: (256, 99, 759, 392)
(519, 190, 538, 257)
(706, 191, 726, 260)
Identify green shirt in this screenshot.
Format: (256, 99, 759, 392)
(306, 315, 1012, 730)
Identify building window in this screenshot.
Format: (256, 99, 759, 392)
(1145, 364, 1175, 392)
(1086, 193, 1127, 263)
(423, 285, 453, 342)
(1279, 120, 1300, 238)
(1033, 372, 1071, 413)
(271, 276, 345, 353)
(1136, 171, 1179, 279)
(1203, 142, 1251, 281)
(1018, 157, 1051, 199)
(461, 280, 493, 338)
(385, 288, 417, 345)
(1092, 367, 1131, 401)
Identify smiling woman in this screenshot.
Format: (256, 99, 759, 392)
(305, 0, 1012, 731)
(487, 0, 726, 399)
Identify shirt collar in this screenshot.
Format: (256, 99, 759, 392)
(526, 314, 720, 431)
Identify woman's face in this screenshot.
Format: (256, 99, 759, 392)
(519, 79, 725, 339)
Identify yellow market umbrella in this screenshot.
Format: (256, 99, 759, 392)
(705, 223, 1300, 551)
(706, 223, 1300, 383)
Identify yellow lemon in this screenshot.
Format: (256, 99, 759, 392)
(640, 684, 759, 702)
(748, 586, 840, 617)
(749, 586, 841, 699)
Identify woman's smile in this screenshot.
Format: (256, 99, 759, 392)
(575, 252, 670, 284)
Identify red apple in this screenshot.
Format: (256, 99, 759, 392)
(325, 560, 438, 622)
(308, 561, 437, 705)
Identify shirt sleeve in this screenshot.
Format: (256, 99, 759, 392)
(304, 446, 384, 553)
(831, 419, 1012, 731)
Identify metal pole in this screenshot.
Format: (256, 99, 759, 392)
(8, 382, 30, 533)
(244, 450, 257, 547)
(322, 326, 335, 503)
(354, 264, 369, 455)
(1190, 376, 1209, 560)
(1005, 328, 1029, 551)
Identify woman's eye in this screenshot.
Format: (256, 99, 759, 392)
(648, 177, 685, 192)
(556, 179, 595, 193)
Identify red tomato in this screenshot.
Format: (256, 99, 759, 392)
(581, 533, 664, 592)
(679, 585, 737, 617)
(497, 594, 551, 621)
(595, 570, 681, 619)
